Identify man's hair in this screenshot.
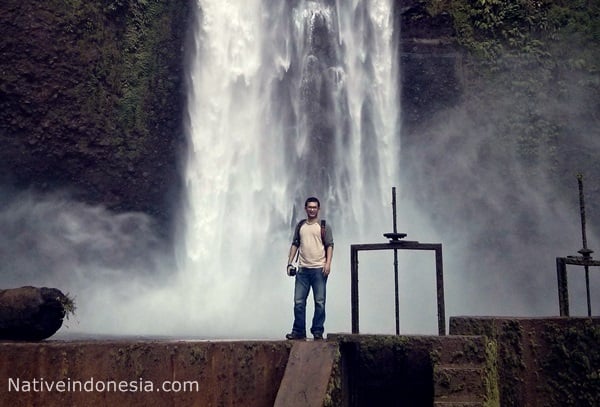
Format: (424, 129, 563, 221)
(305, 197, 320, 208)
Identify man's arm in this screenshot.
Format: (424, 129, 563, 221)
(287, 245, 299, 275)
(323, 223, 333, 276)
(323, 245, 333, 276)
(288, 244, 298, 264)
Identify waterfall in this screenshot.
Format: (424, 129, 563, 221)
(3, 0, 598, 340)
(176, 0, 431, 338)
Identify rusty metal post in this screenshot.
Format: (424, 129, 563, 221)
(434, 245, 446, 335)
(392, 187, 400, 335)
(351, 245, 359, 334)
(577, 174, 593, 316)
(556, 257, 569, 316)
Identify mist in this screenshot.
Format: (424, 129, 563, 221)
(0, 190, 176, 336)
(401, 51, 600, 320)
(1, 1, 598, 340)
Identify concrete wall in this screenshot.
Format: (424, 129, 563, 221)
(451, 316, 600, 407)
(0, 340, 290, 406)
(0, 335, 498, 407)
(331, 333, 498, 406)
(2, 318, 598, 406)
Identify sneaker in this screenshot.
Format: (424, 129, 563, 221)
(285, 332, 306, 340)
(313, 333, 324, 340)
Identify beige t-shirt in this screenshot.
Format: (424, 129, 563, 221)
(298, 221, 325, 268)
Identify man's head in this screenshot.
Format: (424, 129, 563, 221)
(305, 197, 320, 208)
(304, 197, 320, 220)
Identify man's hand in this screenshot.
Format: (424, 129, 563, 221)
(287, 264, 297, 276)
(323, 264, 331, 277)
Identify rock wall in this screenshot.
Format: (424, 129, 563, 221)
(394, 0, 461, 140)
(0, 0, 192, 241)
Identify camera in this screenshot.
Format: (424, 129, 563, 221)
(288, 264, 297, 276)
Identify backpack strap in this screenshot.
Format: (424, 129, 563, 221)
(293, 219, 327, 249)
(292, 219, 306, 247)
(321, 219, 328, 256)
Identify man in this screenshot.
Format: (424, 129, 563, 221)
(286, 197, 334, 340)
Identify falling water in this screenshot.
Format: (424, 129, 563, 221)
(179, 0, 411, 337)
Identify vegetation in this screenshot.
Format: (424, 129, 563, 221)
(422, 0, 600, 230)
(0, 0, 190, 239)
(426, 0, 599, 69)
(58, 292, 77, 320)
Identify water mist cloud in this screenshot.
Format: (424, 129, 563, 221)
(401, 60, 600, 320)
(0, 190, 174, 336)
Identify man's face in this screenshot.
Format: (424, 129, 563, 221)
(305, 202, 320, 219)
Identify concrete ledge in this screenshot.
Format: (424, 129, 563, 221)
(2, 319, 596, 406)
(0, 340, 291, 406)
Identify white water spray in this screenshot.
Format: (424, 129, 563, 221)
(177, 0, 416, 337)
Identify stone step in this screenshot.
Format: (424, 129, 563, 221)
(274, 341, 339, 407)
(432, 335, 490, 366)
(433, 365, 487, 403)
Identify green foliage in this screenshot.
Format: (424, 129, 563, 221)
(44, 1, 183, 156)
(425, 0, 599, 195)
(427, 0, 599, 66)
(118, 1, 172, 151)
(58, 292, 77, 320)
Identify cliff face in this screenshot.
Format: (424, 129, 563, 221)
(1, 0, 598, 245)
(395, 0, 600, 240)
(0, 0, 191, 240)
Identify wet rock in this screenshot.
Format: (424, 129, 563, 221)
(0, 286, 72, 341)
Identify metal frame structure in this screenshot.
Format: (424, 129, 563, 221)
(556, 174, 597, 317)
(350, 239, 446, 336)
(556, 256, 600, 316)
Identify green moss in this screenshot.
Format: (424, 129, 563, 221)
(188, 345, 208, 365)
(497, 321, 526, 407)
(429, 348, 442, 364)
(483, 339, 500, 407)
(540, 320, 600, 406)
(323, 347, 343, 407)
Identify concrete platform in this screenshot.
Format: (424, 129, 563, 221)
(1, 317, 597, 406)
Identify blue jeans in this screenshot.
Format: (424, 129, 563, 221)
(292, 267, 327, 336)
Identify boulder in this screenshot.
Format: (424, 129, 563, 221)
(0, 286, 73, 341)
